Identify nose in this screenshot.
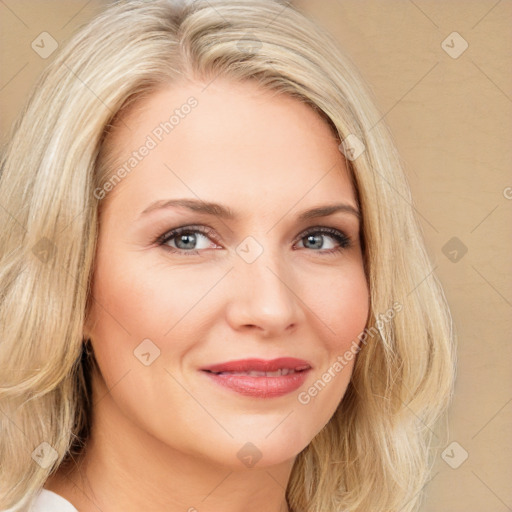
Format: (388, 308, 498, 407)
(225, 247, 304, 337)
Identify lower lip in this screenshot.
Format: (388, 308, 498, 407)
(201, 370, 310, 398)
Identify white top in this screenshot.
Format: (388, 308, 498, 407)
(3, 489, 78, 512)
(32, 489, 78, 511)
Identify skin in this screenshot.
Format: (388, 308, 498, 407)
(45, 77, 369, 512)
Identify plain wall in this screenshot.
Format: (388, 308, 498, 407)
(1, 1, 510, 510)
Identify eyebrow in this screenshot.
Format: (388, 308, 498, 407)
(139, 198, 361, 221)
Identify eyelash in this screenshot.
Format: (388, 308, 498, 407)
(154, 225, 351, 257)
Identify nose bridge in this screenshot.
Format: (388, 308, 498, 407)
(228, 234, 300, 332)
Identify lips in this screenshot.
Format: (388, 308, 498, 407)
(200, 357, 312, 375)
(200, 357, 312, 398)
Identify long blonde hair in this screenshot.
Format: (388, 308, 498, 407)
(0, 1, 456, 510)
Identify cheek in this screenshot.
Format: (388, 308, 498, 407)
(288, 264, 368, 444)
(305, 263, 367, 377)
(86, 248, 221, 370)
(308, 261, 369, 351)
(89, 243, 191, 333)
(85, 248, 168, 377)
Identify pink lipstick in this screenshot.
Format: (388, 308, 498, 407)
(200, 357, 312, 398)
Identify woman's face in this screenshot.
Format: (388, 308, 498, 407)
(86, 77, 369, 469)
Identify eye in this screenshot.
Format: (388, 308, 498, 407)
(156, 225, 219, 255)
(296, 227, 351, 255)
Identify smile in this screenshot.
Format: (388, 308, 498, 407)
(200, 358, 312, 398)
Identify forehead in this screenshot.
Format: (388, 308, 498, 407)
(100, 78, 356, 218)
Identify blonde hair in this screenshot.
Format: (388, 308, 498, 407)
(0, 1, 456, 510)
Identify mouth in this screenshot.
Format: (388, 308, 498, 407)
(200, 357, 312, 398)
(203, 368, 307, 377)
(200, 357, 312, 374)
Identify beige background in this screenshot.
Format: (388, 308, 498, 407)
(1, 1, 511, 510)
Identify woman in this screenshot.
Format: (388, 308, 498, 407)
(0, 1, 456, 511)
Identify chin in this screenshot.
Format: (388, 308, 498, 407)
(226, 432, 311, 470)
